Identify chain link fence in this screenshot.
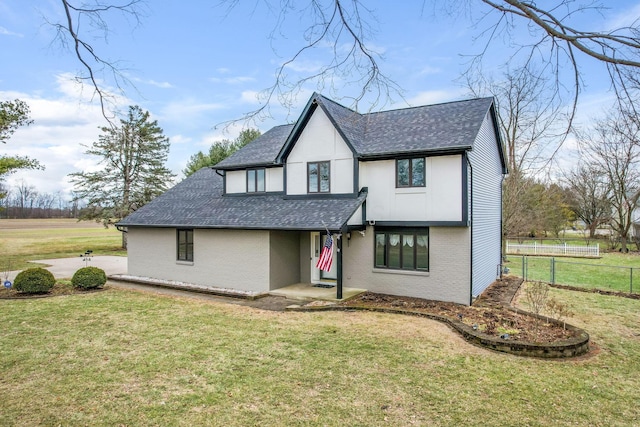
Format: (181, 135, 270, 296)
(505, 255, 638, 294)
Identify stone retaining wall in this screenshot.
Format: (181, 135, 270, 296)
(289, 278, 591, 359)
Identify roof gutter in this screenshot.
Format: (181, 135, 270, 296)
(358, 147, 471, 161)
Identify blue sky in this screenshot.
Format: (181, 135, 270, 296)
(1, 0, 639, 198)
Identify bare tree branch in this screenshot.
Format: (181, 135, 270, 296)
(46, 0, 146, 124)
(481, 0, 640, 67)
(219, 0, 403, 127)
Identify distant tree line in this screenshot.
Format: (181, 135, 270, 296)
(0, 180, 83, 219)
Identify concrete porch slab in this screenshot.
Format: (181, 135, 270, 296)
(269, 283, 366, 302)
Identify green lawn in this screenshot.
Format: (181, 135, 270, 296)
(506, 252, 640, 293)
(1, 286, 639, 426)
(0, 219, 125, 271)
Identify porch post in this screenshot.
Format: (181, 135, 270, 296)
(336, 233, 343, 299)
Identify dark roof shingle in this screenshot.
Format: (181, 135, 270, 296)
(118, 167, 365, 230)
(214, 124, 294, 169)
(216, 94, 495, 168)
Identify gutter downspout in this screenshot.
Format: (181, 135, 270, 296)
(465, 154, 473, 306)
(500, 173, 506, 278)
(214, 168, 226, 196)
(337, 229, 343, 300)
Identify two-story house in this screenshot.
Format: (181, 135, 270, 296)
(117, 93, 507, 305)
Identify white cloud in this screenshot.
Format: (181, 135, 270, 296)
(144, 79, 174, 89)
(605, 3, 640, 30)
(240, 90, 261, 105)
(0, 26, 22, 37)
(0, 78, 112, 199)
(168, 134, 193, 146)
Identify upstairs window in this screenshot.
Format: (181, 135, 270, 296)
(177, 229, 194, 262)
(247, 168, 265, 193)
(396, 158, 425, 187)
(308, 161, 330, 193)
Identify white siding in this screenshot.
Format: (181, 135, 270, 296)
(267, 167, 284, 192)
(343, 225, 471, 305)
(360, 155, 462, 222)
(226, 167, 284, 194)
(127, 227, 271, 293)
(347, 205, 364, 226)
(226, 170, 245, 194)
(286, 108, 354, 195)
(467, 111, 504, 298)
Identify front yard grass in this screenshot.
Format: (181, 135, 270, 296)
(1, 286, 639, 426)
(0, 219, 125, 271)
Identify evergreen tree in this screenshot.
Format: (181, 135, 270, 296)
(70, 105, 175, 234)
(183, 128, 261, 177)
(0, 99, 43, 194)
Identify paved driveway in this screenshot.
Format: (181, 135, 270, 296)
(4, 256, 127, 283)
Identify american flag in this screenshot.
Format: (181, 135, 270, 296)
(316, 233, 333, 272)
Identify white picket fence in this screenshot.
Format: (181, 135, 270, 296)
(506, 241, 599, 257)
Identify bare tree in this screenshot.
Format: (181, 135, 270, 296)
(467, 66, 571, 174)
(222, 0, 640, 121)
(469, 1, 640, 104)
(467, 66, 572, 248)
(584, 108, 640, 252)
(37, 193, 57, 218)
(563, 162, 610, 239)
(47, 0, 146, 123)
(42, 1, 640, 124)
(13, 180, 39, 219)
(502, 171, 530, 242)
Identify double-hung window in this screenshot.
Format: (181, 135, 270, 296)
(177, 229, 194, 262)
(396, 158, 425, 187)
(247, 168, 265, 193)
(308, 161, 330, 193)
(375, 228, 429, 271)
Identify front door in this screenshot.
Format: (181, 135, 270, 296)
(310, 232, 337, 284)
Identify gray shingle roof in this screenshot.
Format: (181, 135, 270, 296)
(118, 167, 366, 231)
(214, 124, 294, 169)
(216, 94, 496, 169)
(354, 97, 495, 157)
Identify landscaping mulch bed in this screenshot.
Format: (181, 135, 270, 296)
(340, 276, 575, 343)
(0, 282, 102, 299)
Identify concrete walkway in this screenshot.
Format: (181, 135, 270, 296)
(3, 256, 127, 282)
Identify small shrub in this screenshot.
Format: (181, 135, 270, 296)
(14, 268, 56, 294)
(72, 267, 107, 290)
(545, 297, 574, 329)
(524, 281, 549, 316)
